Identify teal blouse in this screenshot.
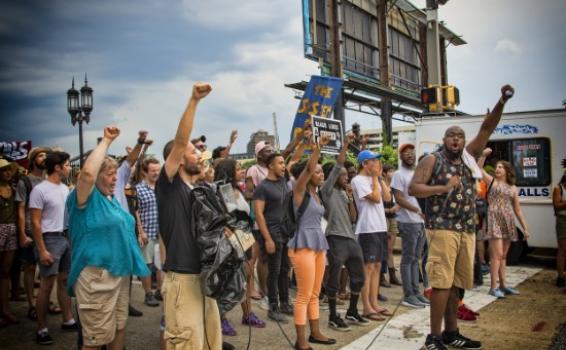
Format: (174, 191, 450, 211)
(66, 187, 150, 296)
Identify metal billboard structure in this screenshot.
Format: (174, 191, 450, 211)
(286, 0, 467, 144)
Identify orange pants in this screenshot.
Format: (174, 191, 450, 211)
(288, 248, 326, 325)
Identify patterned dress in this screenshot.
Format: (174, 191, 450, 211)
(485, 181, 517, 241)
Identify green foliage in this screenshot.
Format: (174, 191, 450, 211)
(370, 144, 398, 169)
(240, 159, 257, 170)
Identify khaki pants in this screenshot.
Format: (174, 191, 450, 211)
(425, 230, 475, 290)
(162, 272, 222, 350)
(75, 267, 129, 346)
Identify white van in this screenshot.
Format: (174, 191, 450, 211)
(414, 108, 566, 260)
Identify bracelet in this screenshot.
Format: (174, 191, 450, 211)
(137, 139, 144, 145)
(499, 97, 506, 105)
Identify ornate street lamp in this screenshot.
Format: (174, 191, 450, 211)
(67, 75, 93, 168)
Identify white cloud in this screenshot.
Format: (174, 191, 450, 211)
(494, 39, 522, 56)
(181, 0, 294, 30)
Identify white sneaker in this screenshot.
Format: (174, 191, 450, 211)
(258, 296, 270, 311)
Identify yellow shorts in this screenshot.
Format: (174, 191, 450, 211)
(162, 272, 222, 350)
(74, 267, 129, 346)
(425, 230, 475, 290)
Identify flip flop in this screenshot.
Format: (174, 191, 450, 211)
(48, 302, 61, 314)
(376, 308, 393, 316)
(362, 313, 386, 321)
(250, 293, 262, 301)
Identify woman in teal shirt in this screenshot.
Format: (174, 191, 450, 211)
(67, 126, 149, 350)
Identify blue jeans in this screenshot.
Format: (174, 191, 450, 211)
(399, 222, 426, 298)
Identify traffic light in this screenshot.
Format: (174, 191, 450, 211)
(443, 86, 460, 110)
(421, 86, 441, 112)
(421, 85, 460, 112)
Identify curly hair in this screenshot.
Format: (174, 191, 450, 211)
(497, 160, 516, 185)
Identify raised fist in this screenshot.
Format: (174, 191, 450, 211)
(501, 85, 514, 102)
(192, 82, 212, 100)
(104, 126, 120, 141)
(319, 134, 331, 147)
(482, 147, 492, 157)
(230, 130, 238, 144)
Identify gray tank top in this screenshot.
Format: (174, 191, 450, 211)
(288, 194, 329, 251)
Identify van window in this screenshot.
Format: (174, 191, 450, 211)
(486, 137, 551, 186)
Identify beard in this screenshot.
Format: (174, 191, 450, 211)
(444, 147, 463, 161)
(34, 161, 46, 170)
(183, 163, 201, 176)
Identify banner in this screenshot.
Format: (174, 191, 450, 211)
(290, 75, 343, 142)
(0, 140, 32, 168)
(311, 116, 343, 155)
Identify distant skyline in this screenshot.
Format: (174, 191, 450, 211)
(1, 0, 564, 159)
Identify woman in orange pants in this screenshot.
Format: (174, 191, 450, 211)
(288, 135, 335, 350)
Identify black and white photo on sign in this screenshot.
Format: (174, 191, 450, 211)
(311, 116, 343, 155)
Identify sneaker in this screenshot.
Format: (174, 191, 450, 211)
(501, 287, 519, 296)
(257, 297, 270, 311)
(329, 314, 351, 332)
(416, 294, 430, 305)
(481, 264, 490, 275)
(424, 334, 447, 350)
(401, 295, 426, 308)
(154, 289, 163, 301)
(61, 322, 79, 331)
(280, 303, 294, 315)
(378, 293, 388, 302)
(442, 329, 482, 349)
(36, 330, 54, 345)
(144, 292, 160, 307)
(460, 304, 479, 316)
(344, 311, 370, 326)
(128, 305, 143, 317)
(457, 305, 477, 322)
(242, 312, 266, 328)
(557, 277, 566, 287)
(221, 319, 237, 336)
(267, 307, 288, 323)
(488, 288, 505, 299)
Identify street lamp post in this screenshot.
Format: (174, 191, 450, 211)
(67, 75, 93, 168)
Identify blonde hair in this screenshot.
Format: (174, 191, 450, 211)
(99, 157, 118, 177)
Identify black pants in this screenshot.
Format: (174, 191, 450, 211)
(266, 240, 290, 307)
(325, 236, 365, 297)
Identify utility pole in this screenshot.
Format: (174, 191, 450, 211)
(377, 0, 393, 145)
(272, 112, 280, 151)
(329, 0, 345, 132)
(426, 0, 443, 109)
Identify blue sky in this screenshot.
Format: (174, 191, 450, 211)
(1, 0, 565, 159)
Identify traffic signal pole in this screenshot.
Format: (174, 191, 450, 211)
(426, 0, 443, 110)
(378, 0, 393, 145)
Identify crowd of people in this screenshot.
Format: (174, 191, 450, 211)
(0, 82, 564, 350)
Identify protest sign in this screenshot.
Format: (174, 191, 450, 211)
(311, 116, 343, 155)
(289, 75, 343, 141)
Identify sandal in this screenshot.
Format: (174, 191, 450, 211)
(28, 306, 38, 321)
(48, 302, 61, 314)
(362, 312, 386, 321)
(376, 308, 393, 316)
(250, 292, 262, 301)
